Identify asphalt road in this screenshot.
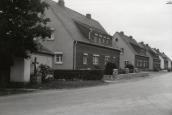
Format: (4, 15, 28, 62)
(0, 72, 172, 115)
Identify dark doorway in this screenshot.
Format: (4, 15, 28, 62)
(0, 67, 10, 88)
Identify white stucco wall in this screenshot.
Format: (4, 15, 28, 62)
(10, 58, 31, 83)
(41, 6, 74, 70)
(168, 60, 171, 69)
(159, 56, 164, 69)
(30, 53, 53, 74)
(113, 33, 135, 69)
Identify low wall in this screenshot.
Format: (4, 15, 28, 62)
(103, 72, 149, 81)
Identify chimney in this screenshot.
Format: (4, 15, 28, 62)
(140, 42, 144, 45)
(86, 14, 91, 19)
(120, 31, 124, 35)
(129, 36, 133, 39)
(58, 0, 65, 7)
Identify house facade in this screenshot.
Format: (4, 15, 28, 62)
(113, 32, 149, 70)
(40, 0, 120, 70)
(139, 43, 160, 71)
(154, 49, 169, 70)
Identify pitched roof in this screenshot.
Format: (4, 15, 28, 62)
(117, 32, 148, 57)
(46, 0, 107, 40)
(154, 49, 169, 60)
(139, 43, 159, 59)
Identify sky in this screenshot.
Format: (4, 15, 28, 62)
(53, 0, 172, 59)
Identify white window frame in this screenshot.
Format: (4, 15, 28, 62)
(47, 28, 55, 41)
(54, 52, 63, 64)
(83, 53, 88, 65)
(93, 54, 100, 65)
(47, 34, 55, 41)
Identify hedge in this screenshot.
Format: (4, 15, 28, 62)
(54, 70, 104, 81)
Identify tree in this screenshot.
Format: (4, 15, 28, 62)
(0, 0, 52, 66)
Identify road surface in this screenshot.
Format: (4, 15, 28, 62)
(0, 72, 172, 115)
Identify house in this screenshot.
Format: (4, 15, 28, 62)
(154, 49, 170, 70)
(0, 0, 121, 87)
(167, 57, 172, 70)
(139, 42, 160, 71)
(154, 49, 165, 70)
(40, 0, 121, 70)
(113, 32, 149, 70)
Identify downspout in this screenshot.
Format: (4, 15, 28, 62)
(73, 40, 77, 70)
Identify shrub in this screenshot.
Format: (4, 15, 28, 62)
(104, 62, 117, 75)
(39, 64, 54, 82)
(118, 68, 126, 74)
(125, 64, 134, 73)
(83, 70, 103, 80)
(54, 70, 103, 81)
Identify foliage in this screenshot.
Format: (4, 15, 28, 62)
(104, 62, 117, 75)
(125, 64, 134, 73)
(39, 64, 54, 82)
(118, 68, 126, 74)
(54, 70, 104, 81)
(0, 0, 52, 66)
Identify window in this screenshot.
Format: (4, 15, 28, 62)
(47, 28, 55, 41)
(113, 57, 116, 62)
(47, 34, 55, 41)
(83, 53, 88, 65)
(93, 54, 99, 65)
(106, 39, 109, 44)
(102, 38, 105, 43)
(105, 56, 110, 64)
(55, 52, 63, 64)
(120, 48, 124, 54)
(94, 37, 97, 42)
(124, 60, 129, 66)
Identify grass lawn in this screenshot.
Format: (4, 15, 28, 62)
(26, 80, 107, 89)
(0, 80, 106, 96)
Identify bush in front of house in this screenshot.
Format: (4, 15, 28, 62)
(118, 68, 126, 74)
(39, 64, 54, 82)
(125, 64, 134, 73)
(54, 70, 104, 81)
(104, 62, 117, 75)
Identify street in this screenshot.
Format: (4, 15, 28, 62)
(0, 72, 172, 115)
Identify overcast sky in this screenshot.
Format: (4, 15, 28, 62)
(53, 0, 172, 59)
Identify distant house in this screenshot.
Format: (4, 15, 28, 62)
(154, 49, 169, 70)
(40, 0, 121, 70)
(167, 57, 172, 70)
(139, 42, 160, 71)
(113, 32, 149, 70)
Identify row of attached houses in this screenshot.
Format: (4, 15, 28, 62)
(0, 0, 171, 87)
